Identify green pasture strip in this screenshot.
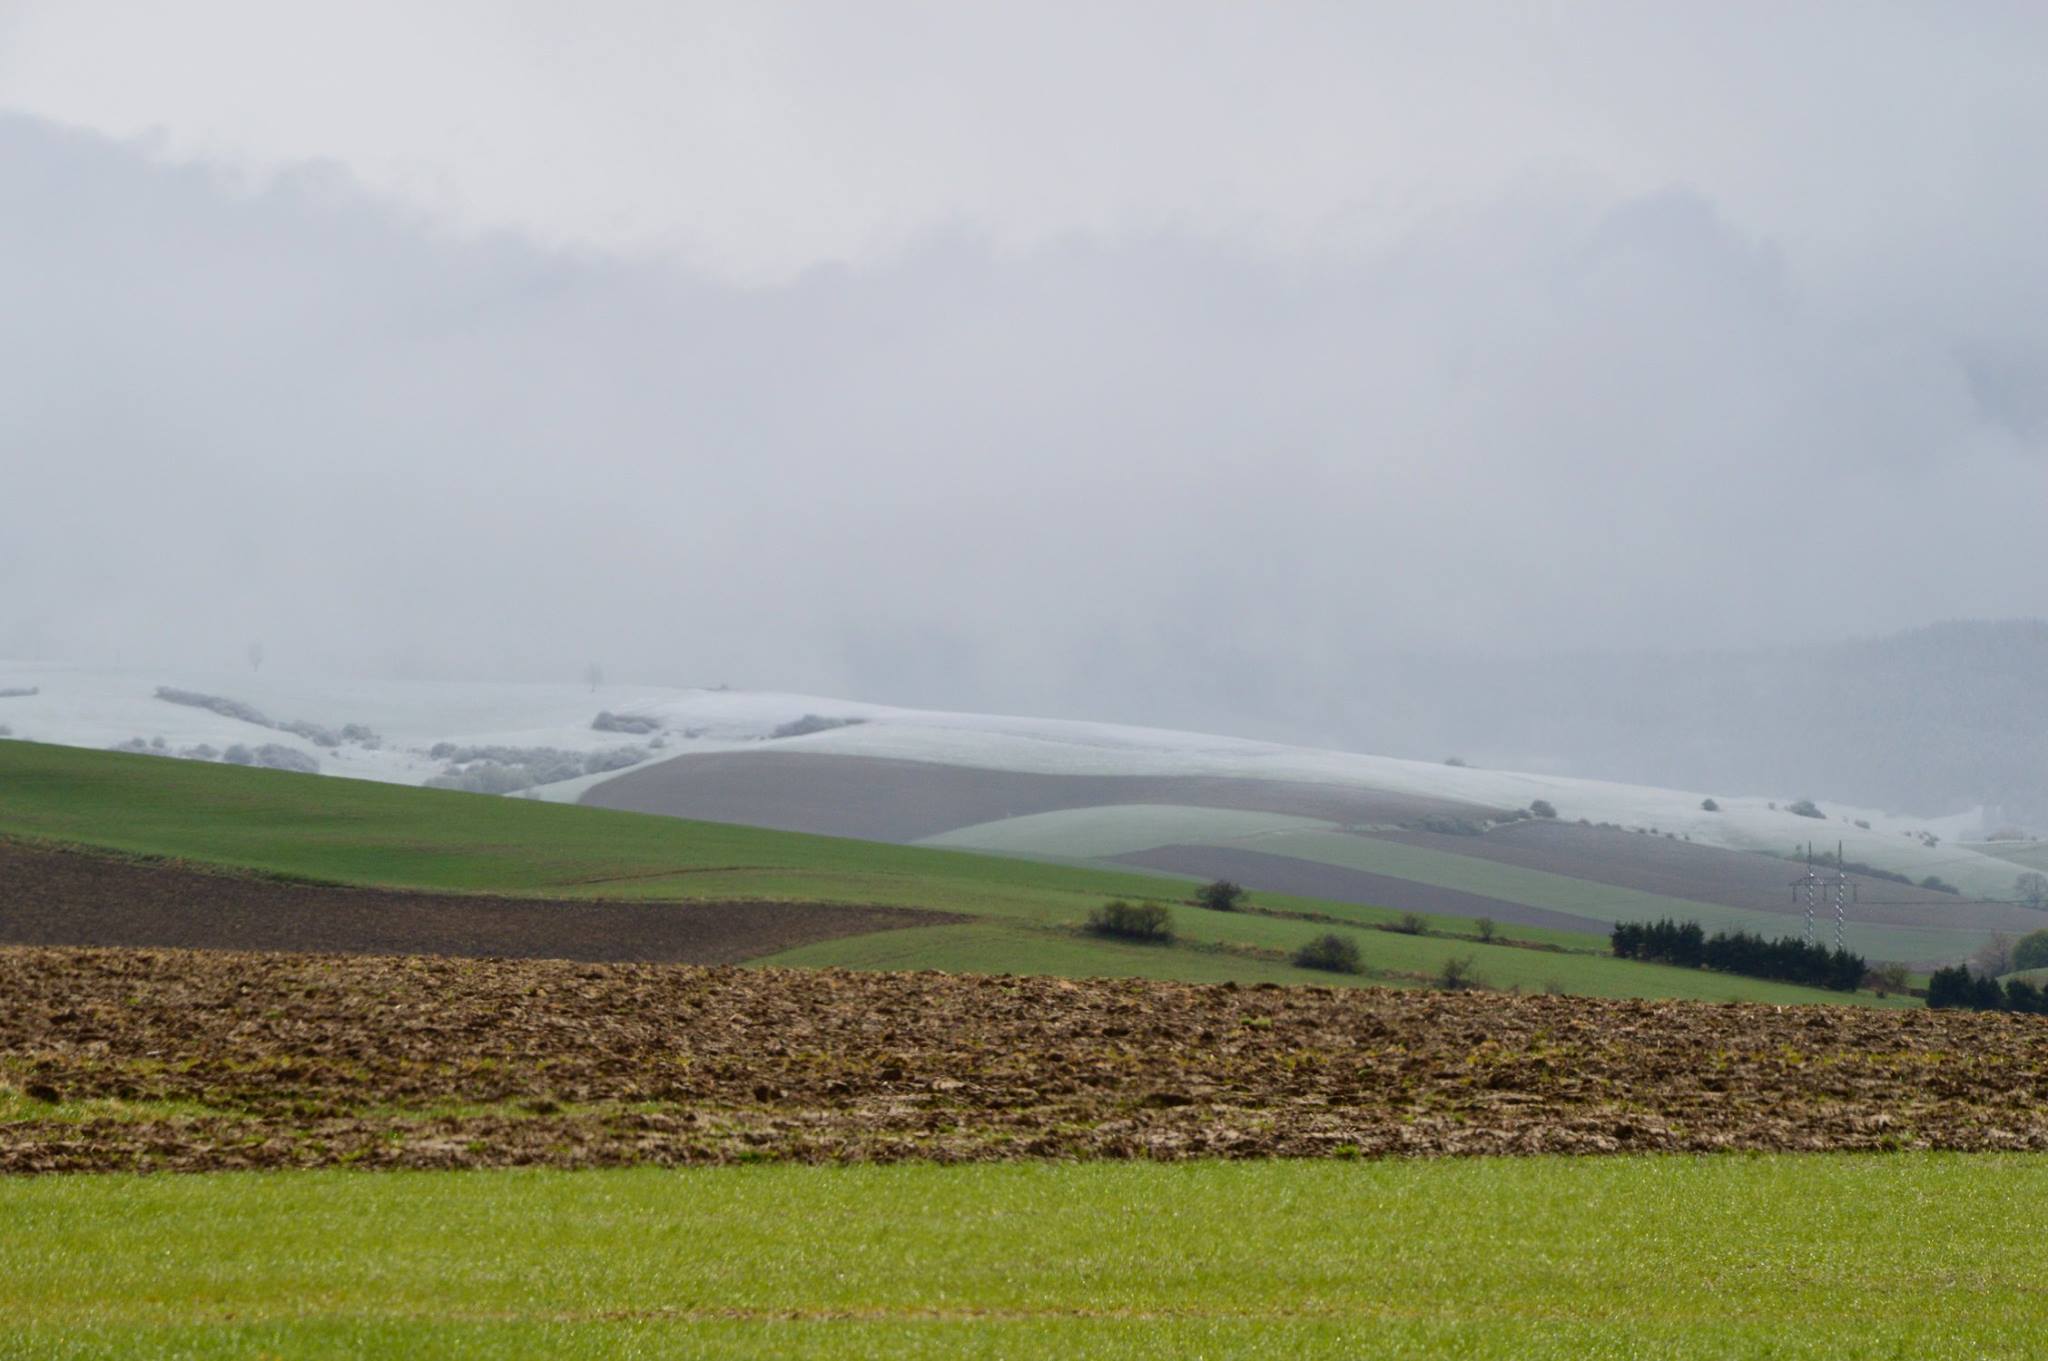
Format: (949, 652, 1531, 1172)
(918, 803, 1332, 858)
(1968, 841, 2048, 873)
(1252, 830, 1984, 963)
(763, 916, 1906, 1006)
(0, 741, 1179, 913)
(6, 1155, 2048, 1359)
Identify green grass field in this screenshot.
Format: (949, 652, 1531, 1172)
(0, 740, 1899, 1004)
(3, 1155, 2044, 1359)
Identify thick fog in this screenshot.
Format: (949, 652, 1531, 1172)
(3, 5, 2047, 766)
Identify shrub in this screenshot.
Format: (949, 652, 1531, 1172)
(1195, 879, 1247, 913)
(593, 711, 661, 735)
(1787, 799, 1824, 819)
(1529, 799, 1557, 819)
(1384, 912, 1427, 935)
(1443, 756, 1468, 767)
(1084, 900, 1173, 942)
(221, 743, 317, 774)
(1866, 962, 1912, 997)
(1291, 933, 1362, 974)
(1700, 797, 1720, 812)
(2016, 873, 2048, 910)
(155, 686, 269, 725)
(1475, 916, 1497, 943)
(1414, 815, 1485, 836)
(1435, 954, 1482, 991)
(0, 686, 36, 698)
(1920, 875, 1958, 895)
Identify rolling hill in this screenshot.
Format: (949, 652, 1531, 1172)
(2, 660, 2033, 965)
(0, 740, 1910, 1004)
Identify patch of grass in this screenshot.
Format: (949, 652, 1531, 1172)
(5, 1156, 2048, 1357)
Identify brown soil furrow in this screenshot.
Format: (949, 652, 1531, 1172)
(0, 839, 945, 963)
(4, 946, 2046, 1173)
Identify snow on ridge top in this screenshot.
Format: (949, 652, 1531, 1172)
(0, 663, 2007, 894)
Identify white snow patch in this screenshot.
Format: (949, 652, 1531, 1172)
(0, 660, 2012, 895)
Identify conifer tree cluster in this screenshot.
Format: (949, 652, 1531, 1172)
(1610, 919, 1864, 992)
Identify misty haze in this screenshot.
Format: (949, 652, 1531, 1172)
(6, 7, 2048, 1352)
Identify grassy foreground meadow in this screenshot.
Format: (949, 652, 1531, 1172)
(0, 741, 1898, 1004)
(5, 1154, 2045, 1359)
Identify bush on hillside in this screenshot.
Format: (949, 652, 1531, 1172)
(1787, 799, 1825, 819)
(2016, 873, 2048, 910)
(1084, 900, 1173, 943)
(1384, 912, 1427, 935)
(1195, 879, 1247, 913)
(593, 711, 661, 735)
(1529, 799, 1557, 819)
(1700, 797, 1720, 812)
(1435, 954, 1482, 990)
(1291, 933, 1362, 974)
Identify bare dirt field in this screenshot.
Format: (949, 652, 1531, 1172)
(7, 945, 2047, 1174)
(583, 751, 1496, 841)
(0, 840, 940, 964)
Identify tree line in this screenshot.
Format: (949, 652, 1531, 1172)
(1610, 919, 1866, 992)
(1925, 965, 2048, 1013)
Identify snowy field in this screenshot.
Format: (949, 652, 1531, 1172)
(0, 661, 2015, 897)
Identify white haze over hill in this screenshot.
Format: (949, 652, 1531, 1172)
(0, 663, 2016, 897)
(2, 6, 2046, 800)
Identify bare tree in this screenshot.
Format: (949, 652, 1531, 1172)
(1969, 932, 2018, 979)
(247, 641, 264, 673)
(2017, 872, 2048, 910)
(584, 663, 604, 693)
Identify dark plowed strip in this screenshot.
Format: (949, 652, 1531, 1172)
(1113, 843, 1608, 935)
(6, 945, 2048, 1174)
(582, 750, 1498, 841)
(0, 840, 945, 963)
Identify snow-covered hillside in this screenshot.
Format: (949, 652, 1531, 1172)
(0, 661, 2011, 895)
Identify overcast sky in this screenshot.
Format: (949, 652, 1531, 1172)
(3, 3, 2046, 736)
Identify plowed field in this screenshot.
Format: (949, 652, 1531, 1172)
(5, 946, 2046, 1174)
(0, 839, 941, 962)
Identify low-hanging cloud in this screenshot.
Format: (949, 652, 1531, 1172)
(2, 113, 2045, 748)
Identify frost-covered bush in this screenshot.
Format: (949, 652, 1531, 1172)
(593, 711, 661, 735)
(0, 724, 11, 737)
(427, 762, 541, 795)
(155, 687, 269, 725)
(339, 723, 380, 746)
(582, 745, 649, 775)
(184, 744, 219, 760)
(0, 686, 36, 699)
(221, 743, 317, 774)
(423, 743, 649, 795)
(276, 719, 342, 748)
(770, 714, 866, 740)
